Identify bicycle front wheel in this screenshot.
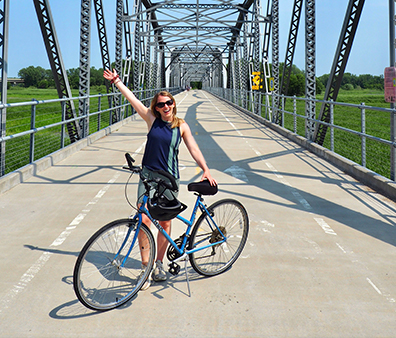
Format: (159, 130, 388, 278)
(189, 199, 249, 276)
(73, 219, 155, 311)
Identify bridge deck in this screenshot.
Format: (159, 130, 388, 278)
(1, 90, 396, 337)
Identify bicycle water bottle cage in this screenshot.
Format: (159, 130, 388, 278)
(188, 180, 218, 195)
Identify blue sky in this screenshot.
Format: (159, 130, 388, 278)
(7, 0, 391, 78)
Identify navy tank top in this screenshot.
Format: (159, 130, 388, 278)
(142, 118, 182, 179)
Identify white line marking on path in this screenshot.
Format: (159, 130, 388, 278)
(367, 278, 382, 295)
(0, 171, 120, 314)
(314, 217, 337, 236)
(204, 92, 396, 308)
(0, 143, 145, 315)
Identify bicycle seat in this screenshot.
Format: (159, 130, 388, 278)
(188, 180, 218, 195)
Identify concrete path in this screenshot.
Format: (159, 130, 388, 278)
(1, 90, 396, 337)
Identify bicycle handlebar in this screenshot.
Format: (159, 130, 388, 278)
(123, 153, 178, 192)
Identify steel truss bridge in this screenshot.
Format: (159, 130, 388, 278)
(0, 0, 395, 177)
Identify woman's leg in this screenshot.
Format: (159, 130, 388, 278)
(138, 209, 151, 266)
(156, 220, 171, 262)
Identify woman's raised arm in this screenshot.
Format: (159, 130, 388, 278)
(103, 69, 154, 126)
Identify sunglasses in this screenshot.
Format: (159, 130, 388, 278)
(155, 99, 173, 108)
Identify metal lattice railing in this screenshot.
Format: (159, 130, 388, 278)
(0, 87, 182, 177)
(206, 87, 396, 180)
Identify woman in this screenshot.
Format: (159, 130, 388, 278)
(103, 69, 217, 288)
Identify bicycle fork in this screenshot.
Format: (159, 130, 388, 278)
(111, 219, 139, 269)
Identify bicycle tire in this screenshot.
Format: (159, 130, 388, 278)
(73, 219, 155, 311)
(189, 199, 249, 276)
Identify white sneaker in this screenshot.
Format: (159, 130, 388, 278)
(139, 265, 151, 291)
(151, 260, 167, 282)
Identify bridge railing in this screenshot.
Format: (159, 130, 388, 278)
(0, 87, 182, 177)
(206, 87, 396, 180)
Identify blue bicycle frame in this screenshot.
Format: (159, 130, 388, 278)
(115, 192, 227, 268)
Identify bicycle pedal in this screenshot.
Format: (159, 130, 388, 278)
(168, 262, 181, 276)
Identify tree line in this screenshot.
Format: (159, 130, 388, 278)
(15, 64, 385, 96)
(16, 65, 106, 89)
(278, 63, 384, 96)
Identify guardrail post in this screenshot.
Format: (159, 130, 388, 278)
(361, 102, 366, 167)
(272, 93, 276, 122)
(108, 95, 113, 126)
(84, 96, 89, 137)
(61, 100, 66, 148)
(281, 95, 285, 128)
(97, 95, 101, 131)
(118, 93, 123, 120)
(293, 95, 297, 133)
(30, 99, 36, 163)
(0, 104, 5, 176)
(330, 99, 334, 152)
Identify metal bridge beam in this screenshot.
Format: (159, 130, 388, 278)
(93, 0, 111, 87)
(33, 0, 81, 142)
(305, 0, 316, 140)
(271, 0, 279, 120)
(111, 0, 123, 123)
(280, 0, 303, 97)
(78, 0, 91, 138)
(314, 0, 365, 145)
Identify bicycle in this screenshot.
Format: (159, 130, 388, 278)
(73, 153, 249, 311)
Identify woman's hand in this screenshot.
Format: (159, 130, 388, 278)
(201, 169, 217, 186)
(103, 69, 117, 82)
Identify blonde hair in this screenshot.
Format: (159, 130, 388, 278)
(150, 91, 184, 129)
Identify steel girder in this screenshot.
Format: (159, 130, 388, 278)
(124, 0, 266, 96)
(0, 0, 9, 176)
(252, 0, 262, 115)
(305, 0, 316, 140)
(280, 0, 302, 98)
(111, 0, 123, 123)
(314, 0, 365, 145)
(242, 14, 249, 109)
(94, 0, 111, 76)
(115, 0, 123, 76)
(260, 0, 272, 119)
(93, 0, 112, 96)
(78, 0, 91, 137)
(271, 0, 279, 120)
(123, 1, 133, 87)
(34, 0, 81, 143)
(273, 0, 302, 125)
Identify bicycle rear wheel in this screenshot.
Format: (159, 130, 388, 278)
(189, 199, 249, 276)
(73, 219, 155, 311)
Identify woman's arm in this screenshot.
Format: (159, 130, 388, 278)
(103, 69, 155, 127)
(180, 122, 217, 185)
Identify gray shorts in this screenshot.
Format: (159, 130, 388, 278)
(137, 166, 180, 205)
